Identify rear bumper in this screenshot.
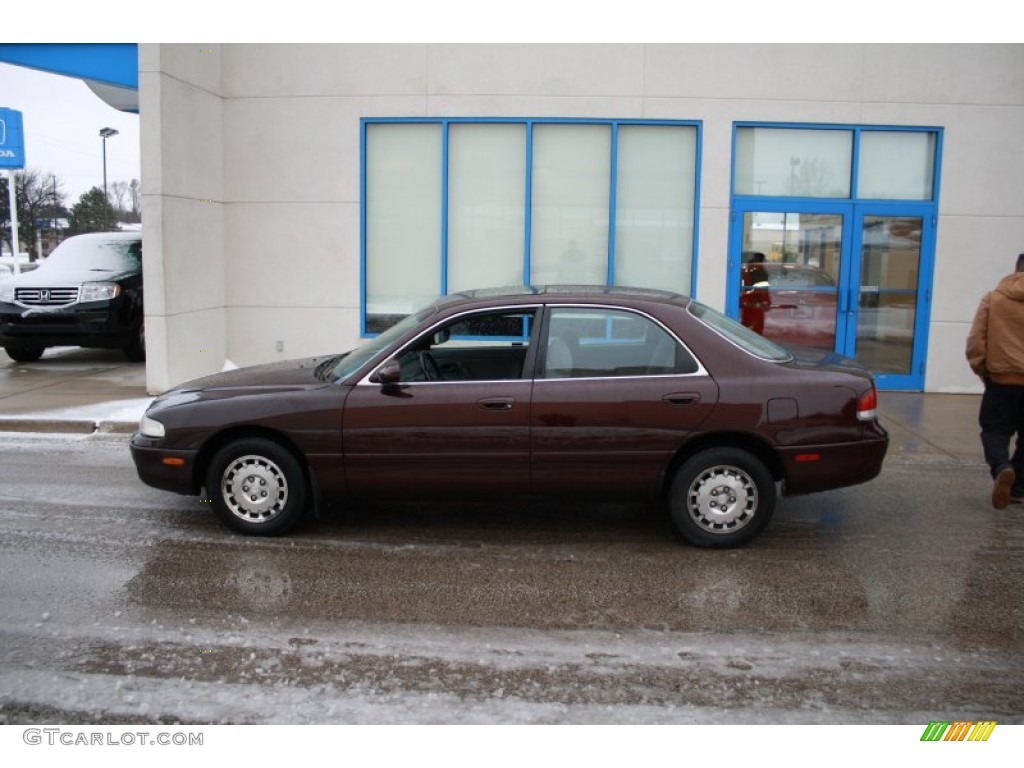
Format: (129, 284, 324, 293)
(778, 426, 889, 495)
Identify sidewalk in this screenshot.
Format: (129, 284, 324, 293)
(0, 347, 151, 434)
(0, 346, 986, 466)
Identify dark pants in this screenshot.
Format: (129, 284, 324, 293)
(979, 382, 1024, 492)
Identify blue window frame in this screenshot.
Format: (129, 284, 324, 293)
(361, 118, 702, 335)
(727, 122, 944, 391)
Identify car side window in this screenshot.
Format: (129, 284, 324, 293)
(395, 309, 536, 382)
(542, 307, 697, 378)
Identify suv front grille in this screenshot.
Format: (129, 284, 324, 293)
(14, 287, 80, 306)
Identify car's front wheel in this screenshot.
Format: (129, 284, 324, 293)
(206, 438, 308, 535)
(4, 344, 45, 363)
(668, 447, 776, 547)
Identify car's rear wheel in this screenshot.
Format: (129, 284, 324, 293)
(124, 320, 145, 362)
(4, 344, 45, 363)
(206, 438, 308, 535)
(669, 447, 776, 547)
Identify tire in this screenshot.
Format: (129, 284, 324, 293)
(206, 438, 308, 536)
(4, 344, 45, 363)
(668, 447, 776, 548)
(124, 320, 146, 362)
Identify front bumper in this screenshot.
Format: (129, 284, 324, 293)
(0, 299, 137, 348)
(130, 435, 200, 496)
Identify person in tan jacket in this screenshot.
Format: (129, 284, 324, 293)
(965, 254, 1024, 508)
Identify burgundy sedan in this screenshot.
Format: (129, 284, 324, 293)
(130, 287, 888, 547)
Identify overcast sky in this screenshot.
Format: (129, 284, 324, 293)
(0, 61, 141, 205)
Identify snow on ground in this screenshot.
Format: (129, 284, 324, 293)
(0, 397, 153, 424)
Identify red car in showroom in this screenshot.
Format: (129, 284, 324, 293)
(131, 286, 887, 547)
(741, 260, 838, 350)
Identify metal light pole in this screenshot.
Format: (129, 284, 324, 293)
(99, 127, 119, 201)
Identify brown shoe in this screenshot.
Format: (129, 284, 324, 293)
(992, 467, 1016, 509)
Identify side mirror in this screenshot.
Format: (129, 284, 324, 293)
(371, 358, 402, 385)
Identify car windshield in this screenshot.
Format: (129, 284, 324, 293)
(329, 304, 437, 381)
(39, 237, 141, 274)
(688, 300, 792, 361)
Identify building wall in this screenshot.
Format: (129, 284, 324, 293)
(141, 43, 1024, 393)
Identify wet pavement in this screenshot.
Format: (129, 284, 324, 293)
(0, 348, 1021, 724)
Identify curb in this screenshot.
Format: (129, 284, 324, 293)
(0, 419, 137, 435)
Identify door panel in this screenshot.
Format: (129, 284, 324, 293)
(343, 380, 532, 494)
(738, 210, 844, 351)
(847, 209, 934, 389)
(531, 306, 719, 496)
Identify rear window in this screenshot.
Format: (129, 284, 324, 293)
(688, 301, 792, 362)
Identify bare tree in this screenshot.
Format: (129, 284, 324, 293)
(110, 180, 129, 219)
(0, 169, 67, 260)
(127, 178, 141, 223)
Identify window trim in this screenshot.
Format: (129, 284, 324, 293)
(356, 304, 543, 386)
(535, 303, 709, 381)
(361, 117, 703, 337)
(730, 122, 944, 204)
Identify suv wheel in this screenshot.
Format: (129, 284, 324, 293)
(4, 345, 45, 363)
(124, 320, 146, 362)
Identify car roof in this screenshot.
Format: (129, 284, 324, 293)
(438, 284, 692, 309)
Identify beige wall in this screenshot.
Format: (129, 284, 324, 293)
(141, 43, 1024, 393)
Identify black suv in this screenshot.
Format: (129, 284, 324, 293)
(0, 232, 144, 362)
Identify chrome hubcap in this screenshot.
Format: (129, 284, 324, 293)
(222, 455, 288, 523)
(687, 465, 757, 533)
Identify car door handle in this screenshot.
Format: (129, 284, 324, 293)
(663, 393, 701, 407)
(478, 397, 515, 411)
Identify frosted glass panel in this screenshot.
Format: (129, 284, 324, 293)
(448, 124, 526, 293)
(365, 124, 442, 330)
(614, 125, 696, 294)
(530, 124, 610, 285)
(858, 132, 935, 200)
(735, 127, 852, 198)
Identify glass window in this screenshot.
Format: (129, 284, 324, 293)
(689, 300, 792, 362)
(363, 119, 701, 333)
(614, 125, 696, 294)
(365, 123, 443, 332)
(448, 124, 526, 293)
(395, 309, 536, 382)
(858, 131, 935, 200)
(529, 124, 611, 286)
(542, 307, 697, 378)
(735, 127, 852, 198)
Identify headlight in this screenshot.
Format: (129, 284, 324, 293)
(139, 415, 166, 438)
(0, 284, 13, 302)
(80, 282, 121, 302)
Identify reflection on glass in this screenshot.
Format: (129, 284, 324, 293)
(855, 216, 921, 374)
(530, 124, 611, 285)
(735, 128, 852, 198)
(739, 212, 842, 351)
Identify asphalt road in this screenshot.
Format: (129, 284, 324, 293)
(0, 432, 1021, 724)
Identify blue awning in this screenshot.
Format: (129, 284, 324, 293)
(0, 43, 138, 89)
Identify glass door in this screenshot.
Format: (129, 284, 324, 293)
(731, 205, 851, 354)
(729, 203, 934, 390)
(845, 208, 935, 390)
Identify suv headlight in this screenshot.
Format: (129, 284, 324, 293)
(139, 415, 165, 438)
(80, 282, 121, 302)
(0, 283, 13, 302)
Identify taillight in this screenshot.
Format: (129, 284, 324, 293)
(857, 383, 878, 421)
